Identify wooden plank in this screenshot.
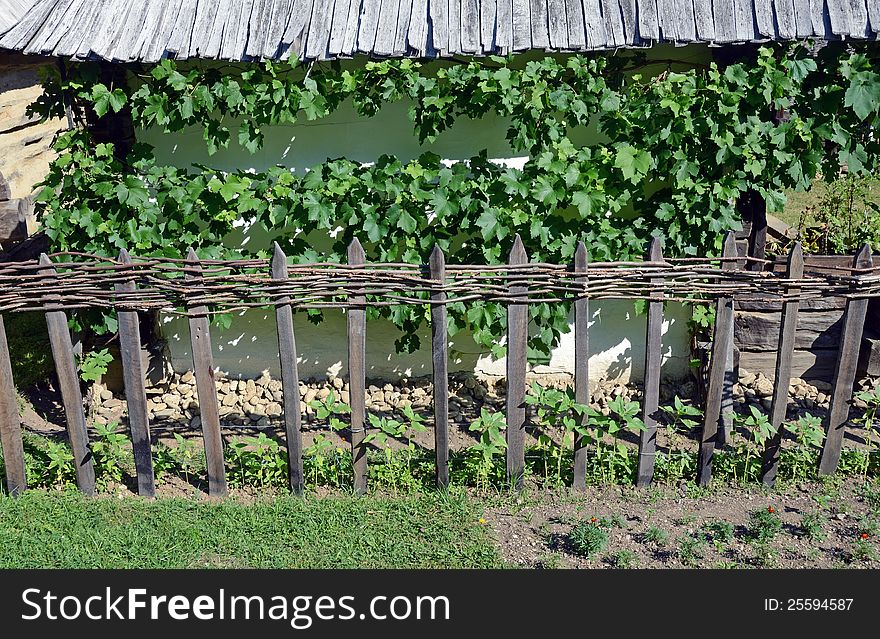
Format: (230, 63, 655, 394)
(812, 0, 832, 36)
(732, 0, 754, 40)
(481, 0, 498, 51)
(348, 239, 368, 494)
(601, 0, 625, 44)
(736, 296, 846, 312)
(506, 234, 528, 490)
(848, 0, 869, 36)
(826, 0, 855, 34)
(512, 0, 531, 49)
(0, 315, 25, 495)
(696, 232, 738, 486)
(357, 0, 382, 51)
(573, 241, 589, 490)
(461, 0, 480, 51)
(738, 349, 839, 381)
(305, 0, 336, 59)
(638, 0, 659, 39)
(446, 0, 464, 54)
(565, 0, 587, 46)
(185, 248, 227, 497)
(430, 0, 449, 53)
(735, 310, 843, 349)
(637, 237, 663, 487)
(430, 245, 449, 488)
(547, 0, 569, 47)
(675, 0, 697, 40)
(761, 243, 804, 487)
(655, 0, 676, 40)
(529, 0, 550, 47)
(115, 250, 155, 497)
(775, 0, 798, 37)
(407, 0, 429, 53)
(692, 0, 716, 39)
(374, 0, 401, 55)
(581, 0, 607, 46)
(272, 243, 304, 495)
(793, 0, 814, 35)
(818, 245, 873, 475)
(495, 0, 512, 50)
(329, 0, 353, 53)
(618, 0, 638, 43)
(713, 0, 736, 41)
(39, 254, 96, 496)
(392, 0, 413, 53)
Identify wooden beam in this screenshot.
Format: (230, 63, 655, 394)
(572, 241, 589, 491)
(430, 244, 449, 489)
(637, 237, 663, 487)
(506, 234, 528, 490)
(347, 238, 368, 495)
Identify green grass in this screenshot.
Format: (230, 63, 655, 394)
(0, 490, 501, 569)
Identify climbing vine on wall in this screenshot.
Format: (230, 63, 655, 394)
(28, 43, 880, 356)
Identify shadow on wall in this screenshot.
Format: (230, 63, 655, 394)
(162, 299, 693, 384)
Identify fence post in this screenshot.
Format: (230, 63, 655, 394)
(696, 232, 738, 486)
(0, 314, 25, 495)
(760, 242, 803, 486)
(185, 248, 227, 497)
(430, 245, 449, 489)
(39, 253, 96, 495)
(819, 244, 873, 476)
(347, 238, 368, 495)
(271, 242, 304, 495)
(573, 241, 589, 490)
(506, 234, 528, 490)
(115, 249, 155, 497)
(638, 236, 664, 487)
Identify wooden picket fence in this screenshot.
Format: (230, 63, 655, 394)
(0, 230, 875, 498)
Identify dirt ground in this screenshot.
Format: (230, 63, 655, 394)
(483, 480, 880, 569)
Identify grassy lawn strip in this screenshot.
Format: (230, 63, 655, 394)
(0, 490, 500, 569)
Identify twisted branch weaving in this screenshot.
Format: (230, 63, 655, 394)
(0, 252, 877, 316)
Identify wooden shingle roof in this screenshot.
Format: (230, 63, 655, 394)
(1, 0, 877, 62)
(0, 0, 35, 33)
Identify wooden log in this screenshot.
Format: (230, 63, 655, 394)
(115, 249, 155, 497)
(637, 237, 663, 487)
(761, 242, 803, 487)
(185, 248, 227, 497)
(347, 238, 368, 495)
(39, 254, 96, 495)
(696, 232, 738, 486)
(430, 244, 449, 489)
(572, 241, 589, 491)
(735, 310, 843, 349)
(272, 242, 303, 495)
(506, 234, 528, 490)
(0, 315, 25, 495)
(738, 349, 840, 382)
(819, 245, 874, 476)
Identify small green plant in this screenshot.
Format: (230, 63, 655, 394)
(676, 534, 705, 567)
(525, 382, 589, 487)
(160, 433, 202, 483)
(782, 413, 825, 482)
(702, 520, 735, 551)
(309, 390, 351, 433)
(748, 506, 783, 542)
(850, 538, 876, 563)
(735, 406, 777, 483)
(91, 421, 130, 487)
(226, 433, 287, 488)
(644, 526, 669, 546)
(465, 408, 507, 491)
(44, 440, 76, 487)
(568, 519, 609, 558)
(303, 434, 350, 488)
(855, 386, 880, 480)
(365, 406, 427, 493)
(78, 348, 113, 383)
(799, 512, 827, 541)
(752, 541, 779, 567)
(609, 549, 638, 568)
(586, 395, 645, 484)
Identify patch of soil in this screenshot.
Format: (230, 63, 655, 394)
(484, 481, 880, 569)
